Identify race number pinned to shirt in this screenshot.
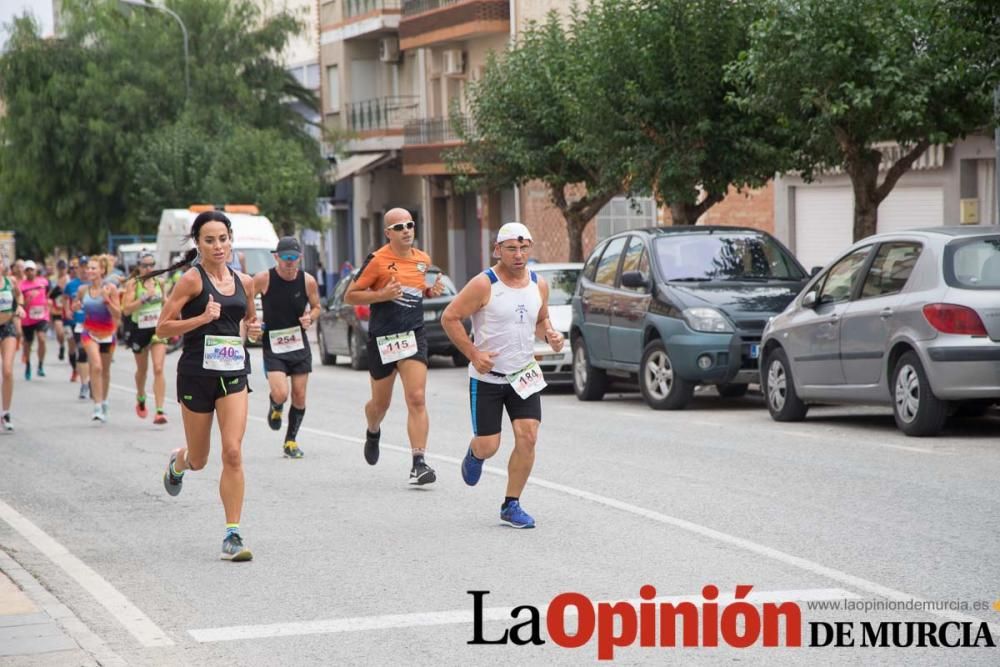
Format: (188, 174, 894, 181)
(0, 290, 12, 312)
(268, 325, 305, 355)
(136, 305, 161, 330)
(506, 360, 547, 400)
(28, 305, 46, 320)
(376, 330, 417, 364)
(203, 335, 245, 372)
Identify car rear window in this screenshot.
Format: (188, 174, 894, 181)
(653, 233, 805, 281)
(944, 236, 1000, 289)
(534, 269, 582, 305)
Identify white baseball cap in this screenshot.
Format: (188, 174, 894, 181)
(23, 260, 37, 270)
(496, 222, 533, 244)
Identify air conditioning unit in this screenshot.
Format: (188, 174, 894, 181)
(442, 49, 465, 76)
(379, 36, 400, 63)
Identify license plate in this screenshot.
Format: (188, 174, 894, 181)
(423, 310, 437, 322)
(749, 344, 760, 359)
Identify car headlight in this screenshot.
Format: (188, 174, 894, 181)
(682, 307, 733, 333)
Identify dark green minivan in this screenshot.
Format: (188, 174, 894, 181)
(570, 226, 808, 410)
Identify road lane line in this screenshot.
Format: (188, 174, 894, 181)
(189, 588, 859, 642)
(0, 499, 174, 647)
(233, 415, 982, 625)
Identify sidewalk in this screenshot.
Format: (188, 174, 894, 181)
(0, 549, 120, 666)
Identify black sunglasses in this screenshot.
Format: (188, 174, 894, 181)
(386, 221, 415, 232)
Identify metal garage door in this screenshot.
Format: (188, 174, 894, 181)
(793, 187, 853, 271)
(876, 186, 944, 234)
(793, 185, 944, 270)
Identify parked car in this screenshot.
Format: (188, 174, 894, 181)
(760, 225, 1000, 436)
(571, 226, 808, 410)
(529, 263, 583, 384)
(316, 267, 469, 370)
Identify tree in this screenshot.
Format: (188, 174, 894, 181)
(204, 126, 320, 236)
(728, 0, 999, 241)
(578, 0, 784, 225)
(0, 0, 323, 251)
(449, 12, 625, 262)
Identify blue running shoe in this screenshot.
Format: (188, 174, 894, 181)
(461, 447, 483, 486)
(500, 500, 535, 529)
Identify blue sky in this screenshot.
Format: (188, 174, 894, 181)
(0, 0, 54, 48)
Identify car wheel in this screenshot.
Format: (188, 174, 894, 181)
(762, 347, 808, 421)
(892, 351, 947, 436)
(348, 328, 368, 371)
(452, 349, 468, 367)
(572, 336, 607, 401)
(317, 322, 336, 366)
(716, 383, 749, 398)
(638, 339, 693, 410)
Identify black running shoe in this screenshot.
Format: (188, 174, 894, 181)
(267, 402, 283, 431)
(409, 461, 436, 485)
(163, 449, 184, 496)
(364, 429, 380, 465)
(220, 533, 253, 562)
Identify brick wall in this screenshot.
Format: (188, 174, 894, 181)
(659, 183, 775, 233)
(520, 180, 598, 263)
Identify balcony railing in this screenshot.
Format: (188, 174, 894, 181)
(345, 0, 401, 19)
(348, 96, 420, 132)
(401, 0, 460, 17)
(404, 116, 472, 144)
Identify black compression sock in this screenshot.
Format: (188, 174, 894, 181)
(286, 406, 305, 441)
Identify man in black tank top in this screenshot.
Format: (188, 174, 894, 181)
(252, 237, 321, 459)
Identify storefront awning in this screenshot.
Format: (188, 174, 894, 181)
(327, 152, 389, 183)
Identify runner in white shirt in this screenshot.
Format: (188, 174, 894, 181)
(441, 223, 564, 529)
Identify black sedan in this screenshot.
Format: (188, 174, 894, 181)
(317, 268, 470, 370)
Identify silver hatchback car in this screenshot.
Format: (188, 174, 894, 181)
(760, 225, 1000, 436)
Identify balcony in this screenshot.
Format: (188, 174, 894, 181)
(402, 116, 472, 175)
(348, 96, 420, 133)
(345, 0, 401, 19)
(321, 0, 401, 44)
(399, 0, 509, 50)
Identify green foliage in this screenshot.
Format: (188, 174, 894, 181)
(448, 10, 623, 260)
(728, 0, 998, 238)
(0, 0, 322, 252)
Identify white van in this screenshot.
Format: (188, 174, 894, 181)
(155, 207, 280, 275)
(117, 242, 158, 275)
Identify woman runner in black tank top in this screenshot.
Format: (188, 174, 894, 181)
(152, 211, 261, 562)
(252, 240, 321, 459)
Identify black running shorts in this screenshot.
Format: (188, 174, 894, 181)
(366, 327, 428, 380)
(468, 377, 542, 437)
(177, 374, 250, 414)
(262, 348, 312, 376)
(21, 321, 48, 343)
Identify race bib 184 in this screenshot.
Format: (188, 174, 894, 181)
(506, 360, 547, 400)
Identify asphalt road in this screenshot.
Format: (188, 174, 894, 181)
(1, 336, 998, 665)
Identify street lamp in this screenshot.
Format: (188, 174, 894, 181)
(119, 0, 190, 103)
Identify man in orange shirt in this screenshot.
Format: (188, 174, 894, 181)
(345, 207, 445, 485)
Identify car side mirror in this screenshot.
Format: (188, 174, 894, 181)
(621, 271, 649, 289)
(802, 291, 818, 308)
(810, 266, 822, 277)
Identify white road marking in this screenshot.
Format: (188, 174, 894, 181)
(236, 416, 982, 626)
(0, 498, 173, 647)
(190, 588, 859, 642)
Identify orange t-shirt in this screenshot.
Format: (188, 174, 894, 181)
(353, 245, 432, 336)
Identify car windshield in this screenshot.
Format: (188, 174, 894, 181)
(947, 236, 1000, 288)
(241, 249, 277, 275)
(653, 233, 805, 281)
(534, 268, 581, 305)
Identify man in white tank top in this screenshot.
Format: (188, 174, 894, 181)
(442, 223, 565, 528)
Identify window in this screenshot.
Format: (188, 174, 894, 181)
(595, 237, 627, 287)
(619, 236, 647, 291)
(946, 237, 1000, 289)
(326, 65, 340, 111)
(860, 242, 922, 298)
(596, 197, 657, 241)
(535, 269, 582, 306)
(583, 241, 607, 281)
(817, 247, 871, 305)
(305, 64, 321, 90)
(653, 232, 805, 281)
